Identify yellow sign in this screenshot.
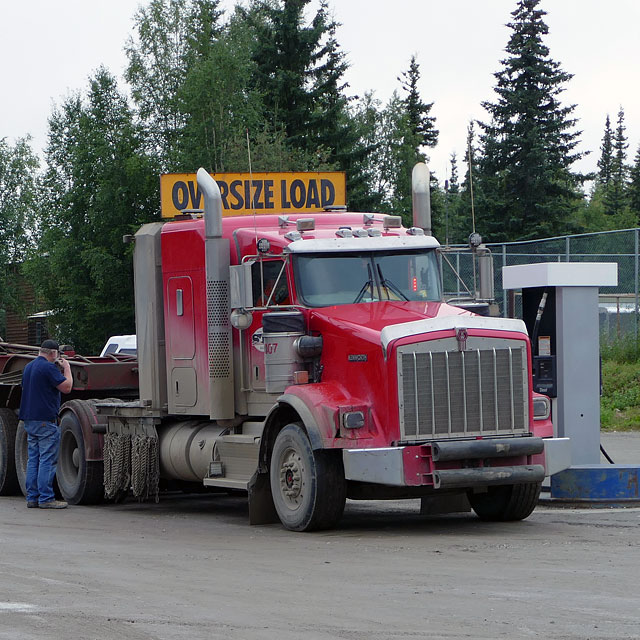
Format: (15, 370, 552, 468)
(160, 171, 346, 218)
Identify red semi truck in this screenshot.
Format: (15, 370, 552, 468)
(0, 164, 568, 531)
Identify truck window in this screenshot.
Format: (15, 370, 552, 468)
(251, 260, 290, 306)
(294, 249, 441, 307)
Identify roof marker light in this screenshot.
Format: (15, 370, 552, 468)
(367, 228, 382, 237)
(284, 231, 302, 242)
(383, 215, 402, 230)
(296, 218, 315, 231)
(336, 228, 353, 238)
(407, 227, 425, 236)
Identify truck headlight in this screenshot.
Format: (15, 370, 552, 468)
(533, 396, 551, 420)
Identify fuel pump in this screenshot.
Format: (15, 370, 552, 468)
(502, 262, 640, 503)
(522, 287, 557, 398)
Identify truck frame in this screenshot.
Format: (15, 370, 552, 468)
(0, 164, 568, 530)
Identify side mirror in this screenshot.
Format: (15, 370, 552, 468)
(230, 263, 254, 309)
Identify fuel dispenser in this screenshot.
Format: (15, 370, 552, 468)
(522, 286, 557, 399)
(502, 263, 640, 502)
(503, 262, 617, 464)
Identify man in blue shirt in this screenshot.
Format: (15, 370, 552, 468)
(19, 339, 73, 509)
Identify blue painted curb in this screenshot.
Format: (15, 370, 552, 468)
(550, 464, 640, 501)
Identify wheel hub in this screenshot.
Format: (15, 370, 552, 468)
(279, 450, 304, 505)
(71, 448, 79, 469)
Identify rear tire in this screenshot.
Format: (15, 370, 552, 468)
(468, 482, 542, 522)
(270, 423, 346, 532)
(15, 420, 62, 499)
(14, 420, 29, 497)
(57, 409, 104, 505)
(0, 409, 20, 495)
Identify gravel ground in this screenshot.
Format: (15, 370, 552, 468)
(1, 438, 640, 640)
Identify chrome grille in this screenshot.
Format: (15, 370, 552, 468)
(399, 343, 528, 440)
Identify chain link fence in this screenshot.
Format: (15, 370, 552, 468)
(441, 228, 640, 339)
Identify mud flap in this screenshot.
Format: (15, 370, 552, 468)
(247, 471, 279, 525)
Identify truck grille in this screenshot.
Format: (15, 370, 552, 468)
(398, 342, 528, 440)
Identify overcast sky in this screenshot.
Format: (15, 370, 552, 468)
(2, 0, 638, 186)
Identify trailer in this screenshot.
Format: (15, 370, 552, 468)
(0, 164, 568, 530)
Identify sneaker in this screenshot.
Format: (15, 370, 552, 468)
(39, 500, 68, 509)
(27, 501, 38, 508)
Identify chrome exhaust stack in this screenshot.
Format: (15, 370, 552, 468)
(196, 168, 234, 420)
(412, 163, 432, 236)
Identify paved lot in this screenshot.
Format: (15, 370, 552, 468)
(1, 432, 638, 640)
(600, 431, 640, 464)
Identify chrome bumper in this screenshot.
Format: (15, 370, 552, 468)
(342, 437, 571, 488)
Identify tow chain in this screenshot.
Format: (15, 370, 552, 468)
(103, 432, 159, 503)
(131, 434, 159, 503)
(103, 432, 131, 499)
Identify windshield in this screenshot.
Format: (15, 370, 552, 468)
(294, 249, 441, 307)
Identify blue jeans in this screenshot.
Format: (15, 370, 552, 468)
(23, 420, 60, 504)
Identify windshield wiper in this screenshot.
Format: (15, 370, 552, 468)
(376, 264, 409, 301)
(354, 263, 375, 303)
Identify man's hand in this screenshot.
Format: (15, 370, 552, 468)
(56, 358, 73, 394)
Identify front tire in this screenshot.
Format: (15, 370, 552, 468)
(270, 423, 346, 532)
(57, 409, 104, 505)
(0, 409, 19, 495)
(468, 482, 542, 522)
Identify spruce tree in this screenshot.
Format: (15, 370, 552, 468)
(398, 55, 438, 150)
(249, 0, 333, 154)
(629, 145, 640, 220)
(381, 56, 438, 223)
(476, 0, 584, 241)
(604, 106, 629, 216)
(597, 114, 613, 187)
(448, 152, 459, 194)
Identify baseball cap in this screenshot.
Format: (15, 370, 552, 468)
(41, 339, 60, 350)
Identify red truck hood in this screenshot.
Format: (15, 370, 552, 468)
(309, 301, 471, 342)
(309, 301, 528, 349)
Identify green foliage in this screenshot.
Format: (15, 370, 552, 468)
(601, 333, 640, 364)
(599, 336, 640, 431)
(601, 359, 640, 431)
(26, 68, 158, 354)
(443, 122, 481, 244)
(125, 0, 196, 167)
(7, 0, 639, 353)
(476, 0, 585, 242)
(0, 136, 39, 310)
(249, 0, 331, 150)
(629, 145, 640, 219)
(173, 8, 268, 172)
(357, 56, 439, 224)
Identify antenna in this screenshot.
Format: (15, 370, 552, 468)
(444, 178, 450, 247)
(467, 140, 476, 234)
(467, 139, 478, 296)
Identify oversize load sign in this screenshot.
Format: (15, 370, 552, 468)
(160, 171, 346, 218)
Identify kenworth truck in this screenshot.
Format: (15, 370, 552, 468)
(0, 164, 568, 531)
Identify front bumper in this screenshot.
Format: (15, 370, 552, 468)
(342, 437, 571, 489)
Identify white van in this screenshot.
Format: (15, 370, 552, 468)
(100, 335, 137, 357)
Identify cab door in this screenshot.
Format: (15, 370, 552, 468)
(246, 259, 290, 391)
